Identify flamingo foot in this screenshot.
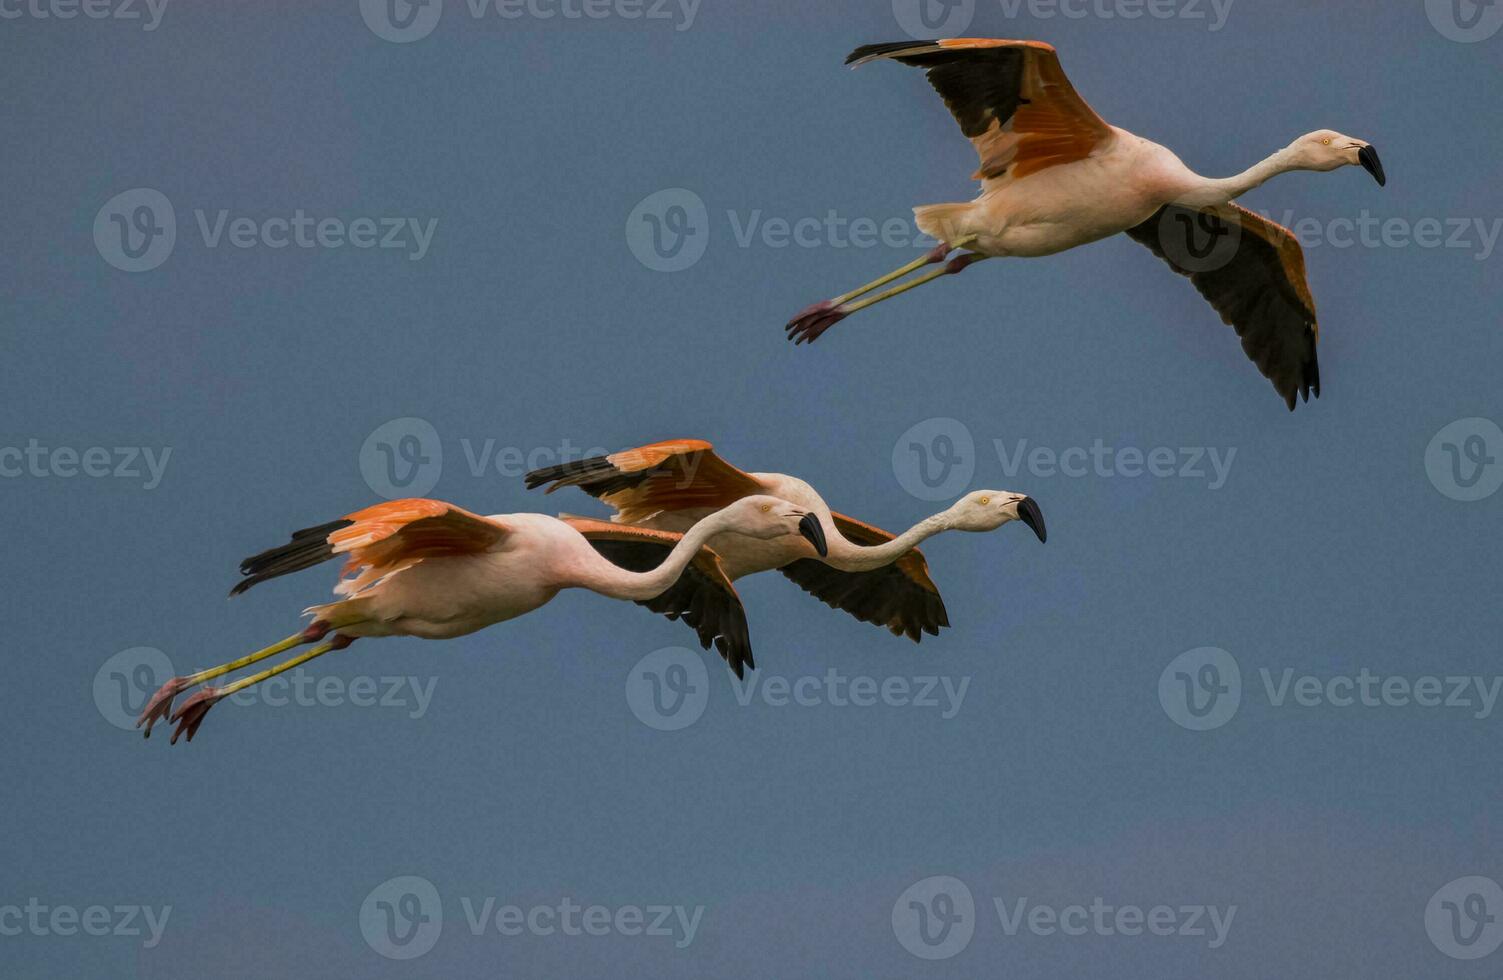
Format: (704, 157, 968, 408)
(137, 676, 195, 739)
(169, 687, 226, 745)
(785, 300, 850, 345)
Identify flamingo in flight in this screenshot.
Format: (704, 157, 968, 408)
(786, 38, 1387, 410)
(137, 494, 825, 743)
(525, 439, 1045, 642)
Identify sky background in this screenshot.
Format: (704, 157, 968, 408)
(3, 0, 1502, 976)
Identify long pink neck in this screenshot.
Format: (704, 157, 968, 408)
(570, 513, 729, 601)
(824, 512, 951, 572)
(1175, 147, 1296, 208)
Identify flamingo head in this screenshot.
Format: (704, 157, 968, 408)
(723, 495, 828, 557)
(946, 491, 1047, 542)
(1290, 130, 1385, 186)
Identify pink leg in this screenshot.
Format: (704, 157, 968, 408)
(785, 241, 982, 345)
(167, 633, 356, 744)
(136, 621, 331, 739)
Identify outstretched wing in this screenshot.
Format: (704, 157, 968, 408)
(848, 38, 1114, 181)
(564, 517, 755, 678)
(778, 512, 949, 642)
(231, 498, 509, 597)
(1124, 203, 1321, 411)
(525, 439, 765, 525)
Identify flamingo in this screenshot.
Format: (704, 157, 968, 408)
(785, 38, 1387, 410)
(137, 494, 825, 743)
(525, 439, 1045, 642)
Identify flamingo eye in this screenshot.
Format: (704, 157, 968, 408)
(761, 504, 771, 513)
(1321, 137, 1331, 145)
(978, 496, 990, 506)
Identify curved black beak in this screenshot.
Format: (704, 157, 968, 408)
(798, 513, 828, 558)
(1016, 497, 1047, 543)
(1358, 145, 1386, 187)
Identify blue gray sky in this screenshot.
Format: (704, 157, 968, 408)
(3, 1, 1502, 976)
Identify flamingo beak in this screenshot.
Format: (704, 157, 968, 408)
(1016, 497, 1047, 543)
(1358, 145, 1386, 187)
(798, 513, 828, 558)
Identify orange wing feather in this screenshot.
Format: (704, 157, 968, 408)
(331, 499, 509, 593)
(526, 440, 765, 526)
(851, 39, 1113, 181)
(231, 498, 510, 597)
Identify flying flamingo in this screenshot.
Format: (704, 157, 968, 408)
(786, 39, 1387, 410)
(137, 494, 825, 743)
(525, 439, 1045, 642)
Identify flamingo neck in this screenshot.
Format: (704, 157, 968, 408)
(1176, 147, 1297, 208)
(825, 513, 952, 572)
(575, 512, 730, 602)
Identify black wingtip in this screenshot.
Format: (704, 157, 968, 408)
(231, 519, 351, 596)
(846, 40, 934, 66)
